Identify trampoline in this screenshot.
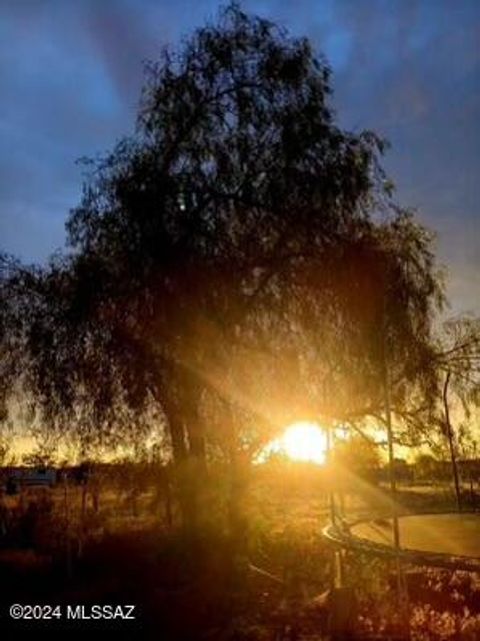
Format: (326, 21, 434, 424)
(323, 512, 480, 572)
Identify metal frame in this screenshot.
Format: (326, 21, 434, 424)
(322, 514, 480, 573)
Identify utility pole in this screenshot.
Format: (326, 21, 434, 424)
(383, 347, 400, 552)
(382, 294, 410, 640)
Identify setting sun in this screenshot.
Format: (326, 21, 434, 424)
(260, 421, 328, 465)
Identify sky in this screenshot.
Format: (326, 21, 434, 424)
(0, 0, 479, 314)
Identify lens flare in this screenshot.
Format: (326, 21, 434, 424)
(260, 421, 327, 465)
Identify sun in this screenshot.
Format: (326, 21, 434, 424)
(259, 421, 328, 465)
(281, 421, 327, 464)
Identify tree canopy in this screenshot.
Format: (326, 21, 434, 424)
(1, 4, 446, 496)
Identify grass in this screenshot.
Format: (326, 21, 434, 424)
(0, 468, 479, 640)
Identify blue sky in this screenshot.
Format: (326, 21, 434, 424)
(0, 0, 479, 313)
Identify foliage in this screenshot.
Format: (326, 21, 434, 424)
(436, 316, 480, 417)
(0, 5, 445, 529)
(418, 316, 480, 507)
(332, 434, 381, 481)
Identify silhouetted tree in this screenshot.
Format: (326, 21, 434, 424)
(0, 5, 444, 532)
(434, 317, 480, 509)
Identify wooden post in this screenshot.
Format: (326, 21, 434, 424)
(325, 424, 358, 641)
(329, 586, 358, 640)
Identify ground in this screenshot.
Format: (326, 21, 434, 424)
(0, 469, 479, 640)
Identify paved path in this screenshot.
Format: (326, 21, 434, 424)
(351, 513, 480, 559)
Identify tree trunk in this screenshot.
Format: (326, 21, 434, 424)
(168, 413, 188, 463)
(184, 371, 207, 471)
(443, 371, 461, 511)
(170, 416, 199, 531)
(160, 391, 194, 529)
(228, 446, 249, 554)
(153, 366, 207, 532)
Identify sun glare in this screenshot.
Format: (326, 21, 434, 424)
(260, 421, 327, 465)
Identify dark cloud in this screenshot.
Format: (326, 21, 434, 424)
(0, 0, 478, 312)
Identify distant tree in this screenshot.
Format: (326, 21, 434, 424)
(0, 429, 15, 467)
(433, 317, 480, 509)
(332, 434, 381, 481)
(414, 453, 438, 482)
(21, 443, 56, 469)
